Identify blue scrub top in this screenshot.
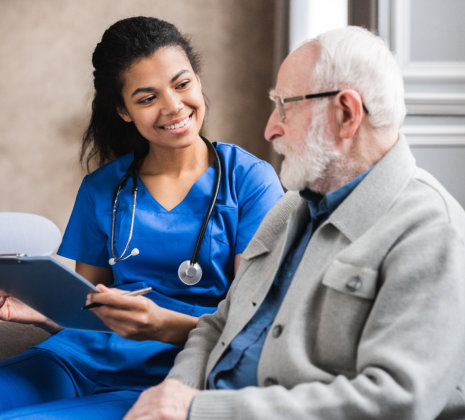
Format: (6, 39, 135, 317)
(37, 142, 283, 390)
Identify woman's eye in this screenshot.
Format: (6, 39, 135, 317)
(138, 95, 156, 104)
(176, 80, 190, 90)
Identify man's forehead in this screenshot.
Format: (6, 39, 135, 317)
(274, 42, 319, 95)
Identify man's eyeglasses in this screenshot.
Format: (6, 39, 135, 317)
(269, 90, 369, 121)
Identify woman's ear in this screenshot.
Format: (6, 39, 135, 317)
(117, 106, 132, 123)
(334, 89, 364, 140)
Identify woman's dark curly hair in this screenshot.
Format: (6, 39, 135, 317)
(81, 16, 201, 171)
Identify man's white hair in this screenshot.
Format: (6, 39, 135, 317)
(308, 26, 406, 129)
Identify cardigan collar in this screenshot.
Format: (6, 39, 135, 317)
(327, 135, 416, 242)
(246, 134, 416, 260)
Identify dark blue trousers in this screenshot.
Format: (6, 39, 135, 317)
(0, 348, 141, 419)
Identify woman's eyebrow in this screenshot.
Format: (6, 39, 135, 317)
(131, 86, 155, 97)
(170, 69, 189, 83)
(131, 70, 191, 97)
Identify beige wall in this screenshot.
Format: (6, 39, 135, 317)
(0, 0, 281, 245)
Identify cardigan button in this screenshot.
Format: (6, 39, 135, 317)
(272, 324, 283, 338)
(346, 276, 362, 292)
(264, 377, 278, 386)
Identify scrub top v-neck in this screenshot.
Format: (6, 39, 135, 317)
(38, 141, 283, 390)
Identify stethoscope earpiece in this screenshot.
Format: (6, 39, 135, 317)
(108, 137, 222, 286)
(178, 260, 203, 285)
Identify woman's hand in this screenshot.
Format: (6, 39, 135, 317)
(87, 285, 198, 345)
(0, 294, 62, 334)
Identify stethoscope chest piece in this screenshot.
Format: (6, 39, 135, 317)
(178, 260, 202, 285)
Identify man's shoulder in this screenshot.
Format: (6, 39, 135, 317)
(245, 191, 302, 247)
(261, 191, 301, 223)
(368, 164, 465, 246)
(409, 167, 465, 232)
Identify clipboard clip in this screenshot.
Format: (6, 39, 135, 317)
(0, 253, 27, 261)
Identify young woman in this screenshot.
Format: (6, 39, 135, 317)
(0, 16, 283, 417)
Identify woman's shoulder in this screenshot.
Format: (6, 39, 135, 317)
(79, 153, 134, 200)
(85, 153, 133, 186)
(215, 141, 274, 175)
(214, 141, 282, 200)
(215, 141, 261, 161)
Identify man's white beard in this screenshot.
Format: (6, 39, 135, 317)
(273, 106, 342, 192)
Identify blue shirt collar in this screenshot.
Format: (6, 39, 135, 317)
(299, 168, 373, 224)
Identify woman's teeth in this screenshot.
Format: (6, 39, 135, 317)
(164, 116, 190, 130)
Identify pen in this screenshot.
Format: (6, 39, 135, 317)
(82, 286, 152, 310)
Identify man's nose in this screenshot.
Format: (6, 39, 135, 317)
(264, 108, 284, 142)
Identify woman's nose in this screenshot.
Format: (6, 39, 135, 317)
(162, 93, 183, 114)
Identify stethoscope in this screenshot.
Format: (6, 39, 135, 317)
(108, 136, 222, 286)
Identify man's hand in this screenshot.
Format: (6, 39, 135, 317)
(124, 379, 199, 420)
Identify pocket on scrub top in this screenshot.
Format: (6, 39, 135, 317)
(110, 202, 132, 255)
(313, 260, 378, 375)
(209, 205, 237, 267)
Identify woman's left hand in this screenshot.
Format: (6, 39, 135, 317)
(0, 294, 62, 334)
(86, 285, 197, 345)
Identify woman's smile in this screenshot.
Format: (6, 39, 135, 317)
(159, 112, 193, 134)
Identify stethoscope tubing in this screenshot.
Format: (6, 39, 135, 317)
(189, 136, 222, 266)
(108, 136, 222, 284)
(109, 161, 139, 265)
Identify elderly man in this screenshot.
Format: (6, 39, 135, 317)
(125, 26, 465, 420)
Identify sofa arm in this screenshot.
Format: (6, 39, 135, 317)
(0, 320, 50, 360)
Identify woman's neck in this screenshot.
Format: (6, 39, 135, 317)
(139, 136, 211, 178)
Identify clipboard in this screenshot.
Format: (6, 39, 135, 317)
(0, 256, 110, 332)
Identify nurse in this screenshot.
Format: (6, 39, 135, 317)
(0, 16, 283, 418)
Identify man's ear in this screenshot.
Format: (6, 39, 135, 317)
(117, 106, 132, 123)
(334, 89, 364, 140)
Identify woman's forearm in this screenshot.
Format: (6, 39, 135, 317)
(156, 308, 198, 346)
(38, 318, 63, 334)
